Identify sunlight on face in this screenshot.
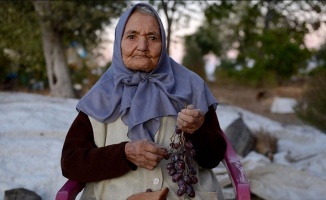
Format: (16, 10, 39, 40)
(121, 11, 162, 72)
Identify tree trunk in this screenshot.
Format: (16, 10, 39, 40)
(160, 0, 175, 55)
(32, 1, 75, 98)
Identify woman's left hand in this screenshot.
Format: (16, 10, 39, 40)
(177, 104, 204, 134)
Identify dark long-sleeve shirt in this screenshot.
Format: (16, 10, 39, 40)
(61, 105, 226, 183)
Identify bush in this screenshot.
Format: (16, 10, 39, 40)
(295, 69, 326, 133)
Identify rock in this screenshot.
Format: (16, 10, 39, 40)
(253, 131, 278, 161)
(4, 188, 42, 200)
(270, 97, 297, 114)
(224, 116, 255, 156)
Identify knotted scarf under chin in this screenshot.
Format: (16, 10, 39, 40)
(76, 62, 218, 142)
(115, 71, 179, 141)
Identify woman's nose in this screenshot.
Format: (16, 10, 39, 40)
(137, 37, 148, 51)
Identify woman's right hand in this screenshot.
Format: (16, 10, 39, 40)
(125, 139, 167, 170)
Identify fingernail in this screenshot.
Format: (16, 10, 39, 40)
(187, 104, 194, 109)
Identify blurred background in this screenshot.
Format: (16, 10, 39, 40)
(1, 1, 326, 199)
(0, 0, 325, 136)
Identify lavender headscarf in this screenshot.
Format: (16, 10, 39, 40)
(76, 3, 218, 141)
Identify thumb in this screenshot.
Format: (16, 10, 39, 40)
(187, 104, 194, 109)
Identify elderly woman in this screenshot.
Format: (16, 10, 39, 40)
(61, 3, 226, 200)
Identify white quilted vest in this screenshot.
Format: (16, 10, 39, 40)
(80, 116, 223, 200)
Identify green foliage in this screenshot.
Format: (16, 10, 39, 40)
(0, 51, 12, 80)
(297, 41, 326, 132)
(218, 58, 278, 87)
(247, 29, 311, 83)
(295, 68, 326, 133)
(230, 0, 313, 85)
(38, 1, 128, 48)
(193, 26, 222, 56)
(181, 23, 222, 79)
(183, 0, 325, 87)
(0, 1, 44, 86)
(312, 42, 326, 72)
(0, 1, 128, 89)
(182, 35, 206, 79)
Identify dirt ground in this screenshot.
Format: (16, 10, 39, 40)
(208, 83, 305, 126)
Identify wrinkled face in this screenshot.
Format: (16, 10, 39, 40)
(121, 11, 162, 72)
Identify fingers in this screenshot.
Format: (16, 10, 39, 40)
(156, 187, 169, 200)
(184, 104, 204, 118)
(177, 104, 204, 134)
(125, 139, 167, 170)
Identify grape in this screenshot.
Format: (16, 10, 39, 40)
(177, 189, 185, 197)
(173, 143, 180, 149)
(166, 162, 174, 170)
(175, 160, 185, 170)
(172, 154, 179, 162)
(168, 168, 176, 176)
(166, 125, 198, 198)
(185, 141, 193, 149)
(179, 184, 187, 193)
(188, 189, 196, 198)
(189, 149, 196, 157)
(172, 173, 183, 182)
(191, 176, 198, 184)
(176, 169, 184, 175)
(163, 152, 171, 160)
(186, 184, 195, 198)
(183, 175, 191, 184)
(177, 179, 185, 186)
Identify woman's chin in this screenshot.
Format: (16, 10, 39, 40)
(127, 62, 155, 72)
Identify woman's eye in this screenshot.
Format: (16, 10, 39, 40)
(149, 36, 157, 41)
(127, 35, 135, 39)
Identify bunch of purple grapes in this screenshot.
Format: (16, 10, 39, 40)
(164, 126, 198, 198)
